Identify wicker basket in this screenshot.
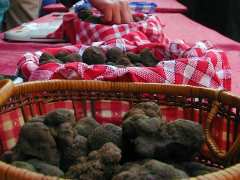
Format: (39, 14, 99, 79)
(0, 79, 240, 180)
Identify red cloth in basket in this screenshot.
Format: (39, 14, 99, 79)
(18, 39, 231, 90)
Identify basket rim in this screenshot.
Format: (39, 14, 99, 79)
(11, 80, 240, 106)
(1, 80, 240, 180)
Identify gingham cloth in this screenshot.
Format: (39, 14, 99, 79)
(18, 39, 231, 90)
(47, 12, 167, 45)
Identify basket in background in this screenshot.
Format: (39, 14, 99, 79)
(0, 80, 240, 179)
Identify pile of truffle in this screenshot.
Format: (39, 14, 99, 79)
(39, 47, 159, 67)
(1, 102, 219, 180)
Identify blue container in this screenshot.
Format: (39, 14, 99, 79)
(129, 2, 157, 14)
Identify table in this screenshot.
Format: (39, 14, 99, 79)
(0, 13, 69, 76)
(157, 13, 240, 95)
(0, 36, 67, 75)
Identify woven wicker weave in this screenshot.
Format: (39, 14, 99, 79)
(0, 79, 240, 180)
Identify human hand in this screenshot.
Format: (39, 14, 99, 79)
(89, 0, 133, 24)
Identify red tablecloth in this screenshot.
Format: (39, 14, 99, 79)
(0, 34, 68, 76)
(0, 13, 69, 76)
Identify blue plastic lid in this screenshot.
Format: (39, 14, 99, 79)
(129, 2, 157, 14)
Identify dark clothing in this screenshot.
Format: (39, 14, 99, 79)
(179, 0, 240, 42)
(226, 0, 240, 42)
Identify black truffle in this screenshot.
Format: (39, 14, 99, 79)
(106, 47, 124, 63)
(82, 46, 106, 65)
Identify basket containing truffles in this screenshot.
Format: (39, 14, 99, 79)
(0, 79, 240, 180)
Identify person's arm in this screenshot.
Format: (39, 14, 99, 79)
(89, 0, 133, 24)
(59, 0, 133, 24)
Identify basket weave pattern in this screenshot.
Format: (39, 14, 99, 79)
(0, 80, 240, 180)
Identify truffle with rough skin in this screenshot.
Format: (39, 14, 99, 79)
(106, 47, 124, 63)
(88, 123, 122, 151)
(28, 159, 64, 177)
(13, 122, 60, 166)
(65, 142, 121, 180)
(60, 135, 88, 171)
(44, 109, 76, 145)
(126, 52, 141, 64)
(82, 46, 106, 65)
(116, 56, 133, 67)
(55, 121, 76, 148)
(156, 119, 205, 162)
(55, 50, 71, 60)
(123, 102, 162, 120)
(39, 52, 54, 62)
(60, 53, 82, 63)
(39, 53, 63, 64)
(112, 159, 188, 180)
(139, 48, 159, 67)
(122, 115, 164, 160)
(44, 109, 75, 127)
(123, 117, 204, 162)
(75, 116, 100, 138)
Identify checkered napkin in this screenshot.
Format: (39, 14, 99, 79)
(18, 39, 231, 90)
(47, 12, 167, 45)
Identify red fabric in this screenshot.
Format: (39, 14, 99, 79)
(0, 13, 70, 76)
(18, 40, 231, 90)
(0, 36, 67, 76)
(19, 13, 231, 89)
(48, 12, 167, 45)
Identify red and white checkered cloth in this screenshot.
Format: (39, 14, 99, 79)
(47, 12, 167, 45)
(18, 12, 231, 89)
(18, 39, 231, 90)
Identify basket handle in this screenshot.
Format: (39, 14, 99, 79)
(0, 79, 14, 106)
(205, 91, 240, 164)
